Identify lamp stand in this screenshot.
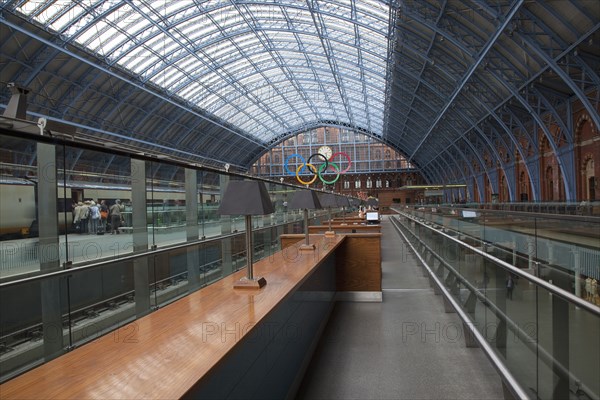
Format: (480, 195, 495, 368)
(340, 206, 347, 225)
(299, 208, 316, 251)
(234, 215, 266, 289)
(324, 207, 335, 237)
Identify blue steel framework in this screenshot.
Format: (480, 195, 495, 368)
(0, 1, 598, 202)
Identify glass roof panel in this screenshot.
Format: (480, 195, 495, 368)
(17, 0, 391, 142)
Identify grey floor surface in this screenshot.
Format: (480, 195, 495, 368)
(295, 216, 504, 400)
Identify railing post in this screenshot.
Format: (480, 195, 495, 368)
(186, 168, 201, 291)
(132, 158, 150, 316)
(38, 142, 63, 359)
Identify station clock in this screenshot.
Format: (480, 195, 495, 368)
(318, 145, 333, 159)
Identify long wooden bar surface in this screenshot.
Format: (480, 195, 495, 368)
(0, 235, 344, 399)
(308, 224, 381, 234)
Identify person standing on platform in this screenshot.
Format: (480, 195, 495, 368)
(89, 201, 100, 234)
(506, 275, 515, 300)
(99, 200, 109, 231)
(110, 200, 124, 234)
(80, 201, 90, 234)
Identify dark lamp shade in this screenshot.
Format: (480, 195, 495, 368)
(318, 192, 338, 208)
(366, 197, 379, 206)
(218, 180, 274, 215)
(335, 195, 350, 207)
(289, 189, 322, 210)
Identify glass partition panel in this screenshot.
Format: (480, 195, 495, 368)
(57, 145, 132, 266)
(64, 260, 136, 344)
(146, 161, 186, 248)
(406, 207, 600, 305)
(395, 212, 600, 400)
(0, 278, 46, 380)
(0, 134, 40, 278)
(0, 259, 136, 382)
(198, 170, 221, 239)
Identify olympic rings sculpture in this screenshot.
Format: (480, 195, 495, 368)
(284, 152, 352, 185)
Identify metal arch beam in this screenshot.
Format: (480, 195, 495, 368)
(382, 0, 399, 139)
(415, 160, 439, 185)
(191, 69, 387, 111)
(123, 1, 287, 137)
(351, 0, 373, 131)
(388, 68, 502, 177)
(136, 26, 389, 83)
(478, 120, 521, 200)
(418, 67, 548, 201)
(467, 134, 508, 199)
(209, 3, 311, 128)
(426, 147, 476, 199)
(475, 3, 600, 129)
(0, 17, 268, 150)
(417, 97, 511, 175)
(397, 122, 489, 193)
(518, 7, 600, 89)
(417, 130, 484, 196)
(390, 63, 485, 141)
(528, 86, 573, 144)
(397, 2, 477, 59)
(392, 30, 464, 84)
(306, 0, 355, 127)
(431, 152, 461, 186)
(486, 72, 576, 201)
(518, 29, 600, 132)
(2, 22, 104, 120)
(414, 16, 588, 199)
(392, 0, 447, 142)
(407, 0, 524, 162)
(428, 117, 529, 202)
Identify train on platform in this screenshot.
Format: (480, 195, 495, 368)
(0, 177, 223, 240)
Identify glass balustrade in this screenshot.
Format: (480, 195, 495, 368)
(393, 212, 600, 400)
(0, 132, 344, 381)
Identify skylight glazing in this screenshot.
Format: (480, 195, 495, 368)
(17, 0, 391, 142)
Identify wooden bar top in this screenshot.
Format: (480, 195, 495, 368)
(0, 235, 344, 400)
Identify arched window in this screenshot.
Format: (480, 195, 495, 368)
(585, 158, 596, 201)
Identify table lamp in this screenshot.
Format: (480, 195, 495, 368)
(218, 180, 274, 289)
(318, 192, 338, 237)
(289, 189, 322, 251)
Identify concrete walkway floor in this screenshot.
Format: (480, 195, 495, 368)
(295, 215, 504, 400)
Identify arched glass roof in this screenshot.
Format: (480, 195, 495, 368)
(1, 0, 598, 203)
(15, 0, 391, 141)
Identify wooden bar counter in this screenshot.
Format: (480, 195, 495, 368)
(282, 232, 382, 301)
(0, 235, 344, 400)
(308, 224, 381, 234)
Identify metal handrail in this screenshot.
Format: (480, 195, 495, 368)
(389, 216, 531, 400)
(391, 216, 598, 400)
(394, 208, 600, 316)
(0, 214, 311, 289)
